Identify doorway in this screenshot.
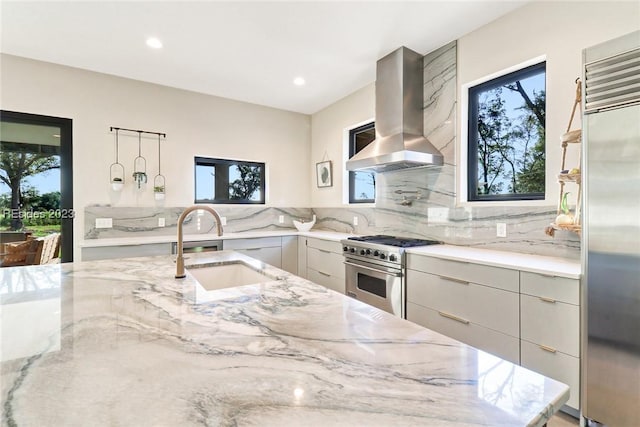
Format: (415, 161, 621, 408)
(0, 110, 73, 264)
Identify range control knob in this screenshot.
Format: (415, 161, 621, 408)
(343, 246, 348, 252)
(373, 250, 380, 256)
(349, 247, 355, 253)
(365, 249, 371, 255)
(379, 253, 387, 260)
(389, 254, 397, 262)
(359, 249, 366, 256)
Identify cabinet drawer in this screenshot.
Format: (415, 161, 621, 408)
(223, 237, 281, 250)
(521, 340, 579, 410)
(307, 268, 345, 294)
(407, 255, 519, 292)
(306, 237, 342, 254)
(297, 237, 308, 279)
(521, 294, 579, 357)
(235, 247, 281, 268)
(407, 302, 520, 364)
(407, 269, 519, 337)
(520, 272, 579, 305)
(307, 247, 345, 279)
(82, 243, 171, 261)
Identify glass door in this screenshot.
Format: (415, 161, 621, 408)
(0, 111, 73, 265)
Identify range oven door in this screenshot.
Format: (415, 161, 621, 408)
(344, 257, 404, 318)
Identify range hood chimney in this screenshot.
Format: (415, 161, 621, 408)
(346, 47, 444, 172)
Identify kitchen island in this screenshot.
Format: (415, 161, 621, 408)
(1, 251, 568, 426)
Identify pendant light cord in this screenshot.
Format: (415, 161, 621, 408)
(157, 134, 161, 174)
(115, 129, 120, 163)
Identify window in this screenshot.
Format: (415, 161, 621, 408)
(348, 122, 376, 203)
(468, 62, 546, 201)
(194, 157, 265, 204)
(0, 110, 73, 262)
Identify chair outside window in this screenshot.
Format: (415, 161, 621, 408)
(0, 233, 61, 267)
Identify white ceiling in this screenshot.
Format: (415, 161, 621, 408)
(0, 1, 527, 114)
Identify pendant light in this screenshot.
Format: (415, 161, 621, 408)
(153, 134, 166, 200)
(110, 129, 125, 191)
(132, 131, 147, 190)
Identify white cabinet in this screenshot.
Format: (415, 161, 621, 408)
(520, 271, 581, 410)
(224, 237, 282, 268)
(297, 236, 308, 279)
(304, 237, 345, 293)
(406, 257, 520, 364)
(82, 243, 172, 261)
(406, 253, 582, 413)
(280, 236, 298, 275)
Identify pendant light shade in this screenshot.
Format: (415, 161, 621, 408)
(132, 131, 148, 190)
(154, 134, 166, 200)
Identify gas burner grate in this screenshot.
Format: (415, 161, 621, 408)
(347, 235, 441, 248)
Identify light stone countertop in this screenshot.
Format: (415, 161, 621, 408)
(81, 230, 580, 278)
(407, 245, 581, 279)
(1, 251, 568, 426)
(79, 229, 354, 247)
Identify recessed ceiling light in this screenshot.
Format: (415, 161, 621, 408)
(146, 37, 163, 49)
(293, 77, 306, 86)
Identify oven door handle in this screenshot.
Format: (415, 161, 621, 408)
(343, 261, 402, 277)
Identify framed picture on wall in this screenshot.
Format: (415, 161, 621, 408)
(316, 161, 333, 188)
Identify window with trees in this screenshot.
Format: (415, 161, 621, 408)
(195, 157, 265, 204)
(349, 122, 376, 203)
(468, 62, 546, 201)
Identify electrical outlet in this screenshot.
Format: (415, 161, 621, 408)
(220, 217, 227, 226)
(158, 218, 165, 227)
(496, 223, 507, 237)
(353, 216, 358, 226)
(278, 215, 284, 224)
(95, 218, 112, 229)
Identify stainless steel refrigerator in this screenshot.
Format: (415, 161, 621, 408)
(582, 30, 640, 426)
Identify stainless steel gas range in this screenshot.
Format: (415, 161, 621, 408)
(341, 235, 441, 318)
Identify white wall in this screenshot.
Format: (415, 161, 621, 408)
(310, 83, 374, 207)
(310, 1, 639, 209)
(0, 55, 311, 260)
(457, 0, 639, 207)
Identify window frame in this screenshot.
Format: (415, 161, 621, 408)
(348, 121, 376, 204)
(467, 61, 546, 202)
(194, 156, 265, 205)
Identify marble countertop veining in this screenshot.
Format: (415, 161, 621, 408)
(79, 229, 354, 247)
(1, 251, 568, 426)
(407, 245, 581, 279)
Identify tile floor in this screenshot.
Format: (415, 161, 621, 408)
(549, 411, 579, 426)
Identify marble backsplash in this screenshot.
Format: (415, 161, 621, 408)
(85, 206, 314, 239)
(85, 201, 579, 259)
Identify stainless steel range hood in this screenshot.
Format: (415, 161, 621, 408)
(346, 47, 444, 172)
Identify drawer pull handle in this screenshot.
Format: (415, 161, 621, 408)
(440, 276, 469, 285)
(318, 249, 331, 254)
(539, 273, 556, 279)
(438, 311, 470, 325)
(243, 248, 261, 251)
(539, 296, 557, 303)
(539, 344, 557, 354)
(317, 271, 331, 277)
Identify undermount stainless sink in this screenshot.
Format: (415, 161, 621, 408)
(186, 261, 273, 291)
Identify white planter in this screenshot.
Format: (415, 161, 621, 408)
(154, 192, 165, 201)
(111, 182, 124, 192)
